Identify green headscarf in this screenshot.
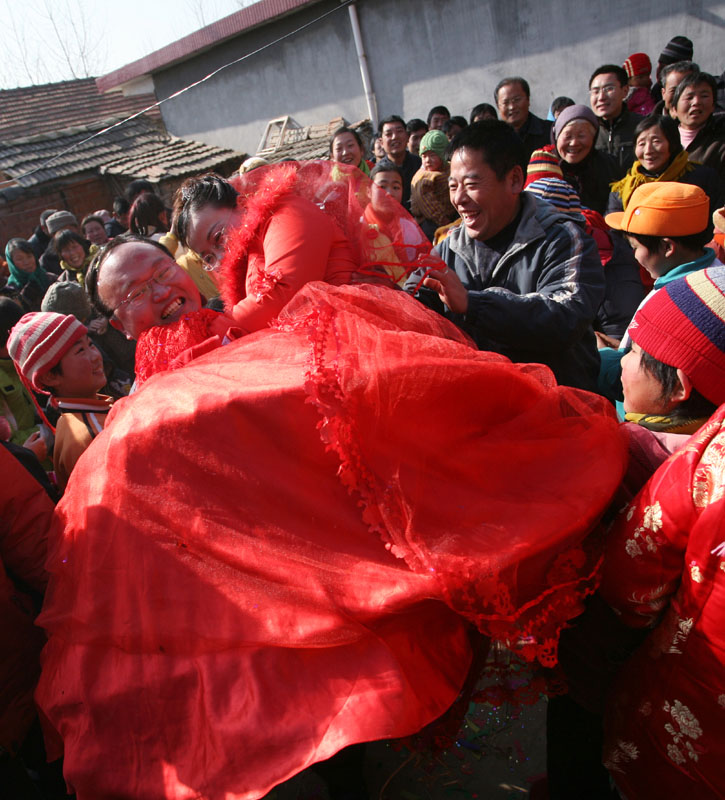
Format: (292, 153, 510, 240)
(5, 241, 53, 292)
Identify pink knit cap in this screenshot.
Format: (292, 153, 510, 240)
(7, 312, 87, 391)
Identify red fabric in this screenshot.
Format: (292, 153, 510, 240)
(36, 283, 627, 799)
(601, 405, 725, 797)
(0, 446, 54, 752)
(221, 162, 436, 330)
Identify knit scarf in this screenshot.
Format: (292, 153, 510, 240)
(610, 150, 694, 210)
(5, 248, 52, 291)
(624, 411, 707, 435)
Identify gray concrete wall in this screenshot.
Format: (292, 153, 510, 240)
(152, 0, 725, 155)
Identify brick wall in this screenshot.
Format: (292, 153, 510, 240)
(0, 176, 118, 250)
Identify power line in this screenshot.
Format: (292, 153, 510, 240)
(0, 0, 353, 189)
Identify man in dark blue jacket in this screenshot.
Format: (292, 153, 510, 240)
(406, 121, 604, 392)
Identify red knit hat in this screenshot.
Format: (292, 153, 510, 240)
(525, 148, 563, 188)
(629, 266, 725, 405)
(623, 53, 651, 79)
(7, 311, 87, 392)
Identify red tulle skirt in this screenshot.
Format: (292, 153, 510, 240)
(35, 283, 627, 799)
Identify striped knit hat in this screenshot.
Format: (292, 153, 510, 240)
(525, 148, 563, 187)
(623, 53, 651, 79)
(7, 311, 87, 392)
(658, 36, 693, 67)
(525, 178, 584, 216)
(629, 266, 725, 405)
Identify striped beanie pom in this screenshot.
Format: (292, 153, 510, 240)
(525, 148, 563, 187)
(525, 177, 584, 217)
(7, 311, 87, 392)
(629, 266, 725, 406)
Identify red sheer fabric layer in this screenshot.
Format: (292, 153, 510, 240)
(36, 284, 626, 799)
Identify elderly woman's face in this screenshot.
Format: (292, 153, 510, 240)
(556, 120, 597, 165)
(635, 127, 671, 174)
(676, 82, 714, 131)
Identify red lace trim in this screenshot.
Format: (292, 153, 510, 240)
(134, 309, 221, 385)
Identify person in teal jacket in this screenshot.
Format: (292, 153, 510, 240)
(597, 181, 722, 412)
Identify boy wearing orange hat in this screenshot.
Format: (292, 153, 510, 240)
(7, 312, 112, 492)
(598, 181, 722, 409)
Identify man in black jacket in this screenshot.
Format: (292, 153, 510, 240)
(495, 77, 552, 160)
(590, 64, 644, 173)
(405, 121, 604, 392)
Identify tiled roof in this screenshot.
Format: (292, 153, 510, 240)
(0, 117, 244, 189)
(0, 77, 162, 142)
(258, 117, 372, 162)
(97, 0, 319, 93)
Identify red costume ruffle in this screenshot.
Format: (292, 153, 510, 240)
(36, 283, 627, 799)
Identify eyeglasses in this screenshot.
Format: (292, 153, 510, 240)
(589, 84, 619, 96)
(114, 263, 175, 313)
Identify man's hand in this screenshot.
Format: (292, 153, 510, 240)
(422, 266, 469, 314)
(88, 317, 109, 335)
(595, 331, 620, 350)
(23, 431, 47, 462)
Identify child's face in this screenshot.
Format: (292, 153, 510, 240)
(421, 151, 443, 172)
(627, 235, 669, 279)
(41, 335, 106, 397)
(372, 171, 403, 205)
(628, 74, 650, 88)
(621, 343, 669, 415)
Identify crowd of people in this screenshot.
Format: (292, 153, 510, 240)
(2, 32, 725, 800)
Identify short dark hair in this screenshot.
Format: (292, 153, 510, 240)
(53, 229, 90, 258)
(447, 120, 527, 180)
(370, 159, 403, 180)
(589, 64, 629, 88)
(0, 297, 24, 348)
(639, 348, 717, 419)
(628, 229, 711, 255)
(171, 173, 238, 247)
(81, 214, 106, 233)
(660, 60, 699, 83)
(85, 234, 174, 319)
(329, 125, 363, 155)
(494, 77, 530, 102)
(113, 196, 130, 217)
(673, 70, 717, 109)
(551, 96, 575, 116)
(469, 103, 498, 124)
(129, 193, 168, 237)
(125, 179, 156, 204)
(406, 118, 428, 134)
(378, 115, 406, 134)
(426, 105, 451, 125)
(634, 114, 682, 159)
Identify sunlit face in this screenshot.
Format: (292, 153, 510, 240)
(626, 235, 668, 279)
(372, 170, 403, 205)
(97, 242, 202, 340)
(428, 112, 449, 131)
(635, 127, 671, 173)
(676, 82, 714, 131)
(421, 151, 444, 172)
(381, 121, 408, 160)
(448, 147, 523, 242)
(408, 129, 425, 156)
(11, 248, 37, 273)
(331, 132, 363, 166)
(60, 240, 86, 269)
(663, 70, 688, 116)
(621, 342, 670, 415)
(589, 72, 628, 120)
(40, 335, 106, 398)
(83, 220, 109, 246)
(185, 203, 243, 271)
(496, 82, 530, 129)
(556, 120, 597, 164)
